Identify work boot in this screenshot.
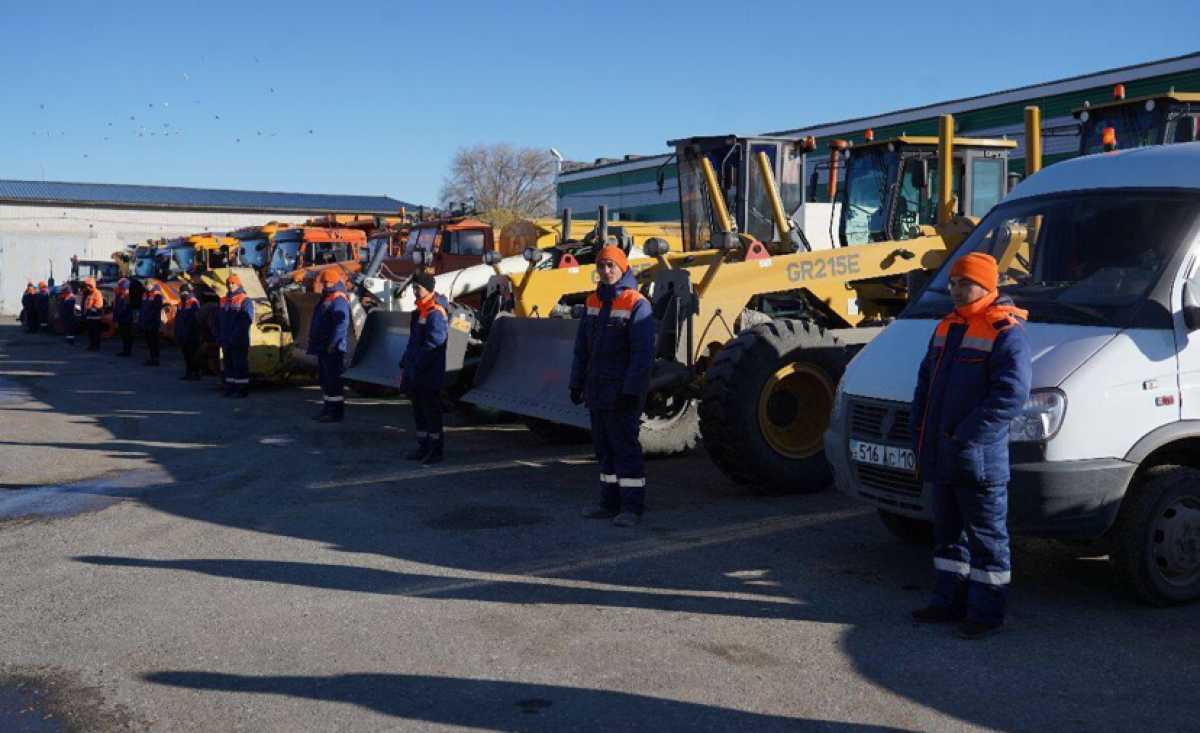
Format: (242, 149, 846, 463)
(911, 606, 966, 624)
(405, 439, 430, 461)
(612, 511, 641, 527)
(581, 503, 618, 519)
(421, 439, 444, 465)
(317, 403, 344, 423)
(958, 619, 1004, 640)
(582, 483, 620, 519)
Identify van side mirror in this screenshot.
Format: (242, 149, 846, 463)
(1184, 280, 1200, 331)
(911, 160, 928, 190)
(1176, 116, 1199, 143)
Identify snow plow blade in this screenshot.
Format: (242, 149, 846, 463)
(344, 308, 470, 389)
(462, 316, 589, 428)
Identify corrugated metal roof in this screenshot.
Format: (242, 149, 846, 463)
(0, 179, 416, 214)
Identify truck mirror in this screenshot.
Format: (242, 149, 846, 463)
(911, 160, 929, 190)
(1175, 116, 1199, 143)
(1185, 280, 1200, 332)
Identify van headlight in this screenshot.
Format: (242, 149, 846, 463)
(1009, 389, 1066, 442)
(829, 380, 847, 425)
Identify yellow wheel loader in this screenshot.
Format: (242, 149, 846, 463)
(466, 114, 1025, 489)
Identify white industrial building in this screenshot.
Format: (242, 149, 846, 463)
(0, 180, 410, 314)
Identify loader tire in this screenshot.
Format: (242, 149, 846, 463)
(639, 396, 700, 456)
(699, 318, 848, 494)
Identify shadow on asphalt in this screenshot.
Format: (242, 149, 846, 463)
(142, 670, 904, 732)
(4, 323, 1199, 730)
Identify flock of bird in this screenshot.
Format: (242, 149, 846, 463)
(29, 63, 321, 159)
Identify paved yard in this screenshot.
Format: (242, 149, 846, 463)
(0, 323, 1196, 731)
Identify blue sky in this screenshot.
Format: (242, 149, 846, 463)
(1, 1, 1196, 205)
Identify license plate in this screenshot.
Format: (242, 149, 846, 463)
(849, 439, 916, 473)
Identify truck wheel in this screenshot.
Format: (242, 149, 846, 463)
(1111, 465, 1200, 605)
(639, 396, 700, 456)
(878, 510, 934, 545)
(699, 318, 847, 493)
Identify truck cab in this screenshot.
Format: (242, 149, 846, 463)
(390, 217, 496, 277)
(825, 143, 1200, 605)
(1075, 85, 1200, 155)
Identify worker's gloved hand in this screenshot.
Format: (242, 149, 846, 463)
(569, 387, 584, 405)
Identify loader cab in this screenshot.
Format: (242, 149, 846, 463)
(132, 245, 163, 279)
(191, 236, 242, 271)
(404, 218, 495, 273)
(1075, 88, 1200, 155)
(838, 136, 1014, 246)
(669, 135, 809, 251)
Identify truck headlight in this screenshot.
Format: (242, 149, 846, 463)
(1009, 389, 1066, 442)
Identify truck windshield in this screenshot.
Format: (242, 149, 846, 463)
(269, 238, 301, 275)
(170, 246, 196, 272)
(238, 238, 269, 268)
(134, 255, 158, 278)
(1079, 104, 1164, 155)
(842, 147, 898, 245)
(903, 190, 1200, 328)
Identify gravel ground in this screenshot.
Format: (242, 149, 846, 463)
(0, 322, 1196, 732)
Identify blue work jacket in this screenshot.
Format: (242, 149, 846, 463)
(911, 294, 1032, 486)
(400, 293, 449, 391)
(307, 284, 352, 355)
(569, 268, 655, 410)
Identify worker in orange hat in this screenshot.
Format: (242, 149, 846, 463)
(21, 282, 38, 333)
(218, 273, 254, 397)
(307, 268, 352, 422)
(570, 243, 655, 527)
(910, 252, 1031, 640)
(113, 278, 135, 356)
(35, 281, 51, 331)
(80, 277, 106, 351)
(58, 284, 78, 345)
(138, 282, 165, 366)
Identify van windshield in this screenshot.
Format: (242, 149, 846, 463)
(903, 190, 1200, 327)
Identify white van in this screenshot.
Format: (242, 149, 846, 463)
(825, 143, 1200, 605)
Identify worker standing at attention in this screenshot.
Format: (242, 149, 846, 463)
(219, 273, 253, 398)
(399, 272, 448, 464)
(21, 283, 37, 333)
(113, 279, 134, 357)
(81, 277, 105, 352)
(58, 285, 78, 346)
(35, 282, 51, 331)
(139, 282, 165, 366)
(174, 284, 202, 381)
(308, 269, 351, 422)
(910, 253, 1031, 640)
(569, 244, 655, 527)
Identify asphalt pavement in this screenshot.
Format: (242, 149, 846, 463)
(0, 322, 1196, 732)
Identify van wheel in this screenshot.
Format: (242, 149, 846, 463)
(1111, 465, 1200, 605)
(878, 510, 934, 545)
(699, 318, 848, 493)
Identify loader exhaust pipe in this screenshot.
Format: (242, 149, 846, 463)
(560, 208, 572, 245)
(598, 205, 609, 244)
(937, 115, 955, 226)
(1023, 106, 1042, 177)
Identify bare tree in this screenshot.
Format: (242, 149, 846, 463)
(440, 144, 557, 223)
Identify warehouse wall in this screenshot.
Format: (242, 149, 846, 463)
(0, 205, 322, 314)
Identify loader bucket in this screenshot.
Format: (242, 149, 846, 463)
(462, 316, 589, 428)
(344, 308, 471, 389)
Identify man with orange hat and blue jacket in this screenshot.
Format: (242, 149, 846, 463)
(399, 272, 449, 463)
(113, 278, 135, 356)
(219, 273, 254, 397)
(21, 282, 38, 333)
(80, 277, 105, 351)
(910, 252, 1031, 640)
(308, 269, 352, 422)
(58, 284, 78, 346)
(138, 282, 165, 366)
(570, 244, 655, 527)
(35, 282, 51, 331)
(174, 284, 202, 381)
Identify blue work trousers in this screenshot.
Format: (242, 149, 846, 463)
(318, 352, 345, 413)
(410, 388, 442, 442)
(590, 405, 645, 515)
(930, 481, 1011, 625)
(224, 346, 250, 392)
